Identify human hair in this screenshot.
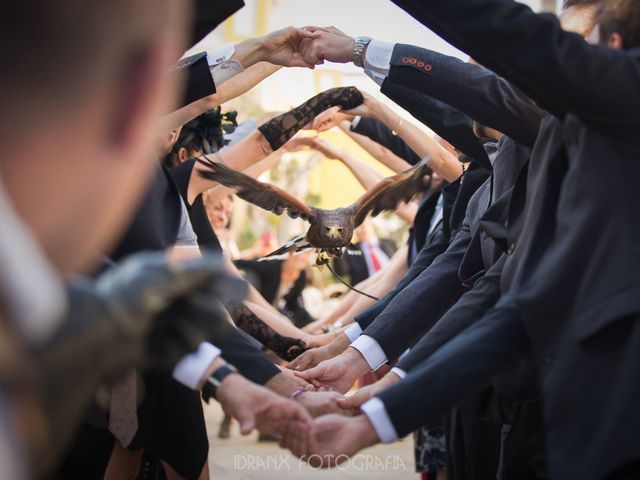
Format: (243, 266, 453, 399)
(597, 0, 640, 49)
(164, 108, 238, 167)
(563, 0, 602, 8)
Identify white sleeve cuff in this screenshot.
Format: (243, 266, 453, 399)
(363, 40, 395, 76)
(172, 342, 221, 390)
(207, 45, 244, 86)
(206, 45, 236, 66)
(350, 335, 388, 370)
(360, 397, 399, 444)
(344, 323, 363, 342)
(210, 60, 244, 86)
(390, 367, 407, 379)
(364, 69, 386, 87)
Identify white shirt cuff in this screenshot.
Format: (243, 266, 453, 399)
(390, 367, 407, 379)
(207, 45, 244, 86)
(350, 335, 388, 370)
(172, 342, 221, 390)
(360, 397, 399, 444)
(344, 323, 363, 342)
(363, 40, 395, 76)
(364, 70, 386, 87)
(207, 45, 236, 66)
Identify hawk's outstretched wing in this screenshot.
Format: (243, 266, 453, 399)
(197, 155, 315, 222)
(351, 159, 431, 227)
(262, 234, 312, 259)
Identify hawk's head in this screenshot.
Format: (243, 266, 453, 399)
(307, 208, 355, 249)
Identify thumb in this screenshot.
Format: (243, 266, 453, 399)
(336, 391, 367, 410)
(239, 415, 256, 435)
(295, 364, 323, 381)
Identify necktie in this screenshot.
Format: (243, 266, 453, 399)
(369, 245, 383, 272)
(108, 372, 138, 447)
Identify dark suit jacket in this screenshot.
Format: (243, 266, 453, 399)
(333, 239, 396, 285)
(380, 1, 640, 477)
(380, 79, 492, 169)
(359, 41, 539, 358)
(351, 117, 422, 166)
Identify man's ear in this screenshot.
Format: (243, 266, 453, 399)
(178, 147, 189, 163)
(608, 32, 625, 50)
(109, 44, 167, 149)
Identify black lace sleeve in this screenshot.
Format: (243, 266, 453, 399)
(227, 302, 307, 361)
(258, 86, 364, 151)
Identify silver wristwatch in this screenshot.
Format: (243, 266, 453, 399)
(353, 36, 372, 68)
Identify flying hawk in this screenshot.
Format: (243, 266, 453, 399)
(197, 155, 431, 258)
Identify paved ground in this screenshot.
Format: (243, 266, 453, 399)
(205, 402, 415, 480)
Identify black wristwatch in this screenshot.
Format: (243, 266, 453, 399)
(202, 363, 237, 403)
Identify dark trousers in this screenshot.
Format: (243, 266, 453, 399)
(445, 390, 502, 480)
(497, 400, 548, 480)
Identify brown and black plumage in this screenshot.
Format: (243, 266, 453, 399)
(197, 155, 430, 257)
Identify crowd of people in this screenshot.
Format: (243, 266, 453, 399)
(1, 0, 639, 479)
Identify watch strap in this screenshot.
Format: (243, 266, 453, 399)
(202, 363, 237, 403)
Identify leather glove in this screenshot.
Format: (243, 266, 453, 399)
(33, 251, 246, 461)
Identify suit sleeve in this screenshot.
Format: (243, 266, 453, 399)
(215, 327, 280, 385)
(390, 0, 640, 140)
(362, 223, 472, 361)
(171, 52, 216, 110)
(355, 228, 449, 329)
(397, 254, 506, 372)
(190, 0, 245, 48)
(386, 44, 544, 149)
(351, 117, 422, 165)
(380, 79, 492, 167)
(377, 292, 529, 437)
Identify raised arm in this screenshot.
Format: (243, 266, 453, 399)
(389, 0, 640, 138)
(339, 125, 414, 174)
(343, 92, 463, 182)
(159, 62, 281, 135)
(188, 86, 364, 199)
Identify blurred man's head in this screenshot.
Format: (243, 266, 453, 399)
(560, 0, 603, 37)
(0, 0, 189, 273)
(590, 0, 640, 49)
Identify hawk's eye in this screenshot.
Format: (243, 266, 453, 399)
(337, 228, 344, 234)
(324, 226, 331, 232)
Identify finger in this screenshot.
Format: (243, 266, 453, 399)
(288, 352, 312, 371)
(294, 363, 324, 381)
(238, 413, 256, 435)
(336, 391, 367, 410)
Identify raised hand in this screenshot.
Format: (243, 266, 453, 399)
(341, 90, 379, 118)
(295, 348, 371, 393)
(303, 26, 356, 65)
(312, 106, 355, 132)
(216, 373, 313, 437)
(336, 371, 401, 410)
(232, 27, 318, 69)
(281, 135, 318, 152)
(260, 27, 319, 68)
(307, 137, 344, 160)
(281, 414, 379, 468)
